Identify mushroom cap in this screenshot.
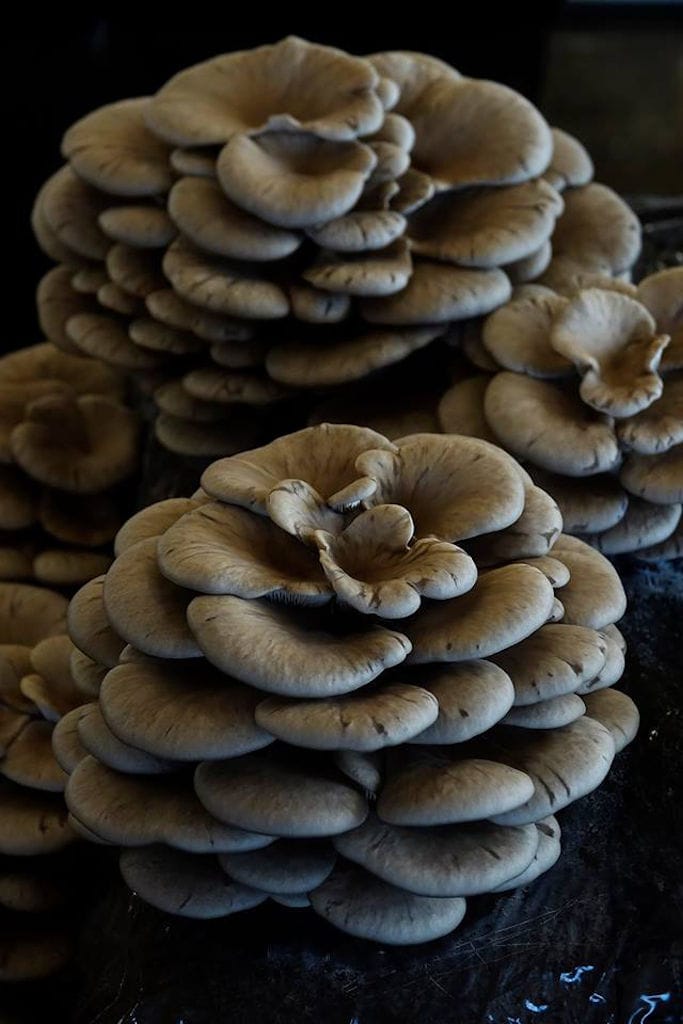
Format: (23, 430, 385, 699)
(0, 785, 74, 855)
(437, 376, 497, 444)
(543, 128, 593, 192)
(494, 623, 608, 707)
(333, 812, 538, 897)
(411, 660, 514, 744)
(491, 816, 561, 891)
(528, 468, 629, 534)
(181, 367, 290, 407)
(62, 97, 172, 196)
(37, 165, 110, 260)
(303, 239, 412, 297)
(617, 376, 683, 454)
(367, 51, 461, 111)
(254, 684, 439, 752)
(552, 535, 627, 628)
(67, 574, 125, 668)
(155, 414, 266, 459)
(634, 518, 683, 561)
(129, 318, 205, 355)
(0, 583, 67, 645)
(1, 719, 67, 792)
(187, 595, 411, 697)
(501, 692, 586, 729)
(591, 497, 681, 555)
(66, 313, 165, 371)
(575, 629, 625, 695)
(99, 660, 273, 761)
(466, 475, 562, 562)
(582, 688, 639, 752)
(98, 205, 176, 248)
(114, 497, 203, 556)
(550, 183, 641, 275)
(76, 701, 175, 775)
(37, 266, 91, 354)
(620, 446, 683, 505)
(153, 381, 228, 423)
(169, 146, 219, 178)
(506, 240, 553, 285)
(219, 839, 336, 894)
(146, 288, 255, 343)
(120, 845, 267, 919)
(482, 288, 572, 378)
(194, 755, 368, 838)
(0, 342, 124, 400)
(484, 373, 621, 477)
(51, 707, 89, 773)
(289, 283, 351, 324)
(637, 266, 683, 370)
(310, 864, 467, 945)
(147, 37, 383, 146)
(33, 550, 113, 587)
(306, 207, 406, 253)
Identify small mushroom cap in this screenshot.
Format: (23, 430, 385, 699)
(1, 719, 67, 792)
(147, 37, 383, 146)
(100, 660, 273, 761)
(51, 707, 89, 773)
(0, 785, 74, 855)
(154, 381, 228, 422)
(575, 629, 625, 695)
(411, 660, 515, 744)
(501, 693, 586, 729)
(552, 535, 627, 628)
(620, 446, 683, 505)
(466, 476, 562, 562)
(437, 376, 497, 443)
(494, 623, 608, 707)
(37, 165, 110, 260)
(634, 517, 683, 561)
(582, 688, 639, 752)
(334, 812, 538, 897)
(129, 318, 205, 355)
(37, 266, 92, 354)
(114, 497, 204, 556)
(406, 564, 555, 664)
(303, 239, 412, 297)
(368, 51, 461, 110)
(528, 468, 629, 534)
(67, 756, 275, 853)
(99, 204, 176, 248)
(25, 635, 82, 720)
(76, 701, 174, 775)
(170, 147, 219, 178)
(617, 376, 683, 454)
(637, 266, 683, 370)
(491, 815, 561, 891)
(188, 595, 411, 697)
(194, 755, 368, 838)
(254, 684, 439, 752)
(592, 497, 681, 556)
(219, 839, 336, 894)
(484, 373, 621, 477)
(482, 288, 572, 378)
(68, 575, 125, 668)
(377, 753, 534, 827)
(307, 207, 406, 253)
(289, 283, 351, 323)
(181, 367, 290, 407)
(0, 583, 67, 645)
(146, 288, 255, 343)
(0, 341, 124, 399)
(543, 128, 593, 191)
(334, 749, 383, 795)
(66, 313, 164, 371)
(506, 240, 553, 285)
(34, 550, 113, 588)
(155, 413, 266, 458)
(120, 845, 267, 919)
(310, 864, 467, 945)
(550, 183, 641, 275)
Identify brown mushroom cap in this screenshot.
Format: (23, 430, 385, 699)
(0, 583, 67, 646)
(637, 266, 683, 370)
(620, 446, 683, 505)
(51, 707, 89, 774)
(528, 468, 629, 534)
(552, 535, 627, 628)
(66, 313, 165, 371)
(98, 205, 176, 248)
(33, 550, 114, 588)
(219, 839, 336, 894)
(481, 288, 572, 378)
(37, 165, 110, 260)
(411, 660, 514, 744)
(36, 266, 92, 354)
(303, 239, 411, 297)
(0, 785, 74, 855)
(591, 497, 681, 555)
(114, 497, 204, 556)
(493, 623, 608, 706)
(550, 183, 641, 275)
(617, 376, 683, 454)
(146, 288, 255, 343)
(67, 575, 125, 668)
(1, 719, 67, 791)
(0, 342, 124, 400)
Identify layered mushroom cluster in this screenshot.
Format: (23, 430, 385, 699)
(62, 424, 638, 945)
(0, 583, 93, 980)
(32, 37, 638, 457)
(0, 342, 140, 586)
(440, 266, 683, 559)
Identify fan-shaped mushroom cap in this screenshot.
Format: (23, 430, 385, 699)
(620, 446, 683, 505)
(36, 266, 91, 354)
(0, 583, 67, 645)
(154, 381, 228, 422)
(0, 342, 124, 400)
(289, 283, 351, 323)
(406, 564, 554, 664)
(188, 595, 411, 697)
(1, 720, 67, 791)
(66, 313, 164, 371)
(69, 646, 107, 695)
(617, 377, 683, 454)
(553, 535, 626, 628)
(466, 476, 562, 562)
(147, 37, 383, 147)
(411, 660, 514, 744)
(66, 756, 274, 852)
(437, 376, 497, 443)
(635, 518, 683, 561)
(62, 97, 172, 196)
(528, 468, 629, 534)
(51, 707, 89, 773)
(637, 266, 683, 370)
(34, 550, 113, 587)
(592, 497, 681, 555)
(575, 629, 625, 695)
(146, 288, 254, 343)
(65, 577, 120, 671)
(109, 239, 167, 296)
(368, 51, 461, 109)
(506, 241, 553, 285)
(100, 660, 273, 761)
(37, 165, 110, 260)
(392, 167, 435, 215)
(543, 128, 593, 192)
(307, 207, 406, 253)
(120, 846, 267, 919)
(0, 785, 73, 855)
(104, 537, 201, 659)
(550, 183, 641, 274)
(408, 179, 562, 269)
(538, 258, 638, 299)
(310, 864, 467, 945)
(24, 636, 81, 721)
(303, 239, 411, 297)
(97, 282, 145, 316)
(220, 840, 336, 894)
(76, 701, 174, 775)
(357, 434, 525, 542)
(550, 289, 667, 417)
(377, 752, 534, 826)
(129, 318, 205, 355)
(98, 205, 176, 248)
(494, 623, 607, 707)
(491, 816, 561, 891)
(334, 812, 538, 898)
(114, 498, 203, 556)
(334, 749, 383, 795)
(163, 237, 290, 318)
(181, 367, 289, 407)
(255, 684, 438, 752)
(194, 755, 368, 838)
(489, 717, 615, 826)
(482, 288, 571, 377)
(32, 186, 83, 264)
(502, 693, 586, 729)
(484, 373, 621, 476)
(201, 423, 395, 515)
(362, 261, 511, 325)
(583, 689, 639, 752)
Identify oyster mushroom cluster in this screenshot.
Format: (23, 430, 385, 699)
(0, 342, 140, 586)
(33, 37, 637, 457)
(62, 424, 638, 945)
(0, 583, 94, 980)
(440, 265, 683, 559)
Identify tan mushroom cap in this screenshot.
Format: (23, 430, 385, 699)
(0, 466, 38, 531)
(620, 445, 683, 505)
(146, 288, 255, 343)
(10, 394, 139, 495)
(188, 595, 411, 697)
(289, 283, 351, 323)
(220, 839, 336, 894)
(155, 414, 265, 459)
(617, 376, 683, 454)
(538, 258, 638, 298)
(594, 498, 681, 555)
(484, 373, 621, 477)
(76, 701, 175, 775)
(120, 845, 267, 919)
(490, 716, 616, 826)
(506, 240, 553, 285)
(51, 707, 89, 773)
(306, 208, 406, 253)
(0, 720, 67, 791)
(217, 131, 376, 229)
(543, 128, 593, 191)
(303, 239, 412, 297)
(40, 491, 121, 549)
(97, 282, 145, 316)
(169, 177, 302, 261)
(334, 812, 537, 898)
(575, 629, 625, 695)
(361, 260, 511, 325)
(114, 497, 203, 556)
(528, 467, 629, 534)
(408, 179, 562, 269)
(0, 341, 124, 400)
(69, 647, 107, 698)
(163, 238, 290, 318)
(99, 205, 176, 248)
(310, 864, 467, 945)
(25, 635, 81, 720)
(550, 183, 641, 274)
(104, 537, 201, 659)
(634, 518, 683, 561)
(201, 423, 395, 514)
(67, 575, 125, 667)
(408, 78, 552, 190)
(502, 692, 586, 729)
(0, 583, 67, 645)
(38, 165, 110, 260)
(406, 564, 554, 664)
(266, 326, 440, 388)
(368, 51, 461, 110)
(491, 815, 561, 891)
(71, 266, 110, 293)
(36, 266, 91, 354)
(0, 785, 74, 855)
(147, 37, 383, 146)
(466, 476, 562, 562)
(33, 550, 113, 587)
(334, 749, 383, 795)
(31, 186, 84, 264)
(170, 146, 218, 178)
(377, 752, 534, 826)
(412, 660, 514, 744)
(494, 623, 607, 706)
(66, 313, 164, 371)
(181, 367, 289, 407)
(583, 689, 639, 752)
(154, 381, 227, 422)
(357, 434, 526, 542)
(637, 266, 683, 370)
(255, 684, 438, 752)
(437, 376, 497, 444)
(195, 754, 368, 837)
(552, 535, 626, 628)
(481, 288, 572, 377)
(106, 243, 166, 298)
(62, 96, 172, 195)
(100, 659, 272, 762)
(128, 318, 205, 355)
(392, 167, 435, 215)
